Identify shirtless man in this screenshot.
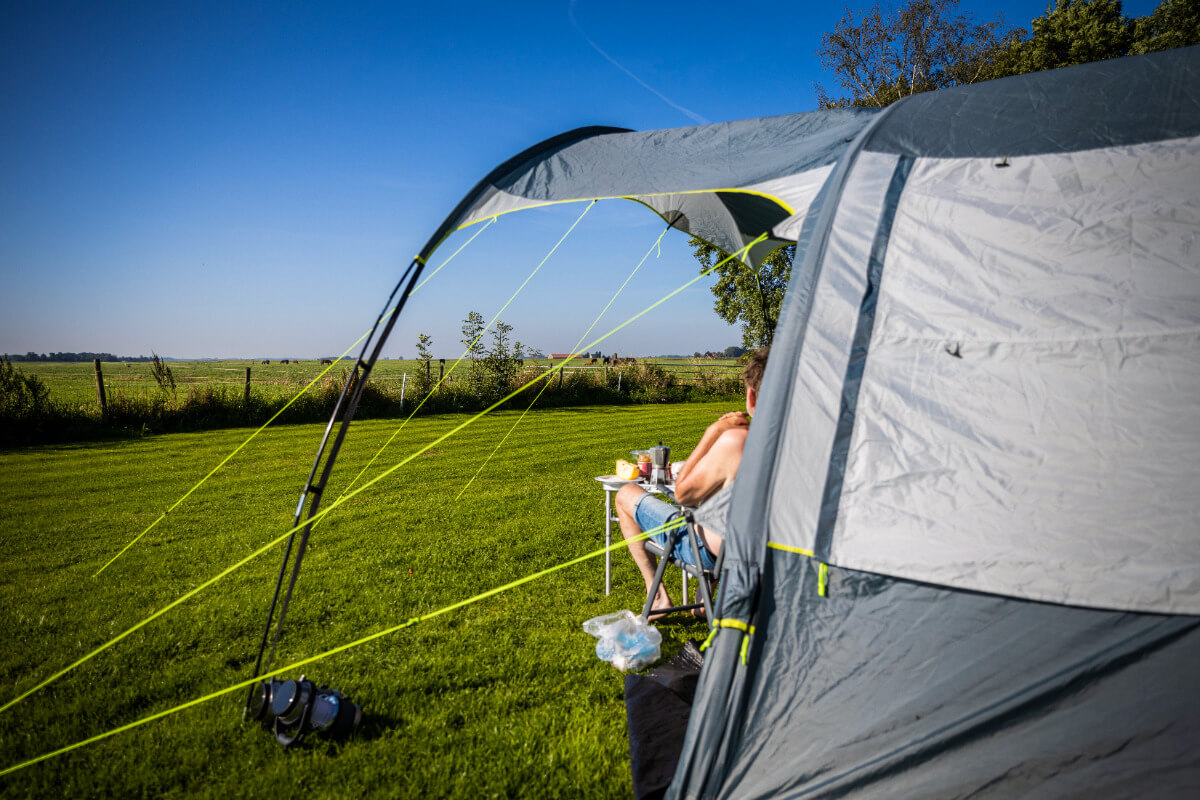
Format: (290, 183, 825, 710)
(616, 347, 768, 618)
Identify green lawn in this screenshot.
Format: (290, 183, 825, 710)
(0, 402, 735, 797)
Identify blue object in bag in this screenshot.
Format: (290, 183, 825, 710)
(583, 610, 662, 671)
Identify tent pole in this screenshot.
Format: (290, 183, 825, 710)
(243, 258, 423, 716)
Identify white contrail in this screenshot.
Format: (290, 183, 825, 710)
(568, 0, 711, 125)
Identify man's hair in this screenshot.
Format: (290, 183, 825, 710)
(742, 346, 769, 393)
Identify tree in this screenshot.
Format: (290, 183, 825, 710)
(482, 320, 519, 397)
(690, 237, 793, 349)
(1131, 0, 1200, 53)
(817, 0, 1200, 110)
(414, 333, 435, 394)
(816, 0, 1019, 108)
(996, 0, 1132, 75)
(460, 311, 488, 393)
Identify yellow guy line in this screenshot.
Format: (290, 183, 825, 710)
(0, 518, 684, 777)
(93, 220, 495, 578)
(456, 222, 672, 500)
(411, 216, 496, 294)
(92, 314, 390, 577)
(451, 188, 796, 230)
(321, 201, 595, 514)
(766, 541, 815, 558)
(0, 233, 761, 717)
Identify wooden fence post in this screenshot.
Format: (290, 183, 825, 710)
(244, 367, 252, 402)
(439, 359, 445, 381)
(558, 365, 564, 390)
(93, 359, 107, 417)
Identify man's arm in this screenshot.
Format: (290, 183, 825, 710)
(675, 425, 747, 506)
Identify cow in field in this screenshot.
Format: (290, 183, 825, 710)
(281, 359, 290, 364)
(261, 360, 270, 364)
(321, 358, 333, 365)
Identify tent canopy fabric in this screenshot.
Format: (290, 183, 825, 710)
(419, 109, 881, 269)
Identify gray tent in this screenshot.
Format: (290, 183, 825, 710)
(421, 46, 1200, 797)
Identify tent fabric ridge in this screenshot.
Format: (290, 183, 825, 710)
(869, 326, 1200, 347)
(866, 130, 1200, 165)
(860, 46, 1200, 159)
(822, 552, 1200, 615)
(814, 155, 915, 562)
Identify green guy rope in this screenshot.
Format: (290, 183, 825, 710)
(92, 219, 498, 578)
(0, 518, 683, 778)
(0, 232, 760, 718)
(317, 200, 596, 516)
(411, 216, 496, 295)
(456, 222, 672, 500)
(92, 314, 390, 578)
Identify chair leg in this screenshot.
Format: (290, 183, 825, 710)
(641, 530, 680, 619)
(696, 568, 715, 621)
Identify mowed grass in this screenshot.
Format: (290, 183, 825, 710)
(0, 402, 736, 798)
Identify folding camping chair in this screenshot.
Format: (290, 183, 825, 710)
(641, 508, 724, 622)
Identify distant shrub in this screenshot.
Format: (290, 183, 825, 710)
(3, 357, 744, 447)
(0, 356, 53, 442)
(149, 353, 177, 397)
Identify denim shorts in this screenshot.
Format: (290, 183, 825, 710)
(634, 493, 716, 571)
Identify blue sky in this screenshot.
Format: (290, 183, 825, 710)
(0, 0, 1160, 359)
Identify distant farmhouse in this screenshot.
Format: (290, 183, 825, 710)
(549, 351, 604, 360)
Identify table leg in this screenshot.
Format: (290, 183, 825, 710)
(604, 489, 613, 596)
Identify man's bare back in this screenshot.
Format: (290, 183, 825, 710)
(615, 348, 768, 618)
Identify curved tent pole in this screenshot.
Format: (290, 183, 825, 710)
(243, 125, 632, 712)
(244, 259, 420, 712)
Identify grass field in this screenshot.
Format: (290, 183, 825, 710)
(0, 401, 738, 797)
(18, 357, 744, 407)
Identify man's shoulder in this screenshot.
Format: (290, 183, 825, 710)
(704, 427, 749, 469)
(715, 426, 750, 448)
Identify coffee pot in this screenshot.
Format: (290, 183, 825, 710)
(649, 442, 671, 485)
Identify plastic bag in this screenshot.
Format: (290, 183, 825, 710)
(582, 610, 662, 672)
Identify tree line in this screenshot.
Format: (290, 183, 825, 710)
(7, 352, 158, 363)
(815, 0, 1199, 109)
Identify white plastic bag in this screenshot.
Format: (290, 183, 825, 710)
(582, 610, 662, 671)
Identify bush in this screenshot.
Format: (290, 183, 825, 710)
(2, 358, 745, 447)
(0, 356, 60, 443)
